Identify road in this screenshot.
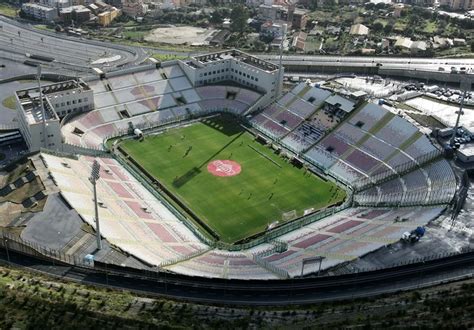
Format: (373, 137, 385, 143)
(0, 16, 147, 74)
(261, 54, 474, 73)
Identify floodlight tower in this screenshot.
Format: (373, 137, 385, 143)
(450, 77, 471, 147)
(449, 90, 466, 147)
(276, 23, 287, 98)
(36, 65, 48, 149)
(89, 160, 102, 250)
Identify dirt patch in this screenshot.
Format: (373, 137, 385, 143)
(145, 26, 217, 45)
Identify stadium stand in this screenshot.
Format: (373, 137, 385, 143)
(28, 75, 456, 280)
(40, 153, 209, 266)
(61, 66, 262, 149)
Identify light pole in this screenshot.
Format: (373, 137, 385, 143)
(2, 234, 10, 265)
(89, 160, 102, 250)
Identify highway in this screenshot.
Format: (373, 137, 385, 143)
(0, 16, 147, 74)
(0, 247, 472, 306)
(262, 54, 474, 72)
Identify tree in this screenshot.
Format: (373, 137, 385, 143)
(230, 5, 249, 34)
(384, 24, 393, 34)
(372, 22, 384, 33)
(210, 10, 223, 25)
(471, 41, 474, 53)
(253, 39, 266, 52)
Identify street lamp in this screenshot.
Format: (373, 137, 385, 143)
(89, 160, 102, 250)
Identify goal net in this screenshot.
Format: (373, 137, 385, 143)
(282, 210, 297, 222)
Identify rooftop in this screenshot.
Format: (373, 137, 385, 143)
(191, 49, 279, 72)
(16, 92, 57, 124)
(325, 94, 356, 113)
(16, 80, 88, 124)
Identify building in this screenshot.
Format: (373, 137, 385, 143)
(260, 20, 287, 39)
(16, 88, 62, 152)
(259, 4, 283, 21)
(39, 0, 72, 8)
(349, 23, 369, 36)
(97, 7, 120, 26)
(283, 7, 308, 30)
(179, 49, 283, 108)
(440, 0, 473, 10)
(21, 3, 58, 22)
(392, 3, 404, 18)
(395, 37, 427, 53)
(121, 0, 147, 18)
(394, 36, 413, 50)
(411, 40, 427, 53)
(59, 5, 91, 23)
(15, 80, 94, 152)
(291, 31, 307, 51)
(323, 94, 356, 119)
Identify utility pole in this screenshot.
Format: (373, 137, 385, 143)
(89, 160, 102, 250)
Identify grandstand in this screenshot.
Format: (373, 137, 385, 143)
(5, 53, 459, 280)
(61, 63, 263, 149)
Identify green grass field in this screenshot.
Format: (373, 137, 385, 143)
(121, 116, 346, 243)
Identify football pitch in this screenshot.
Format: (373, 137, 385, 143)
(120, 115, 346, 244)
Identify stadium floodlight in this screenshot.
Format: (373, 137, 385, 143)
(89, 160, 102, 250)
(36, 65, 48, 149)
(450, 77, 471, 147)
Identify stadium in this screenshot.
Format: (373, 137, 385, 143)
(1, 49, 459, 280)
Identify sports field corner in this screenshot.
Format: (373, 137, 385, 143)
(120, 115, 346, 244)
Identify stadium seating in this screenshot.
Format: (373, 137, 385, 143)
(53, 78, 458, 280)
(41, 153, 209, 266)
(62, 68, 262, 149)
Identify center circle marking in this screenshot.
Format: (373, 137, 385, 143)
(207, 160, 242, 177)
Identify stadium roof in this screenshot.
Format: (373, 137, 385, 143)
(191, 49, 279, 72)
(325, 95, 356, 113)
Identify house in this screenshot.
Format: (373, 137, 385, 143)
(291, 31, 307, 51)
(361, 48, 376, 54)
(260, 20, 287, 38)
(209, 29, 231, 46)
(326, 25, 342, 35)
(433, 36, 453, 48)
(349, 24, 369, 36)
(411, 41, 427, 53)
(454, 38, 467, 46)
(393, 4, 404, 18)
(394, 37, 413, 50)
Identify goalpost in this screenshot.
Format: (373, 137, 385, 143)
(282, 210, 297, 222)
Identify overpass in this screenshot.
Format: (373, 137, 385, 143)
(261, 54, 474, 86)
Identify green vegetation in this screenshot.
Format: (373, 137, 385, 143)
(34, 24, 54, 32)
(121, 115, 345, 243)
(122, 29, 147, 42)
(0, 3, 17, 17)
(151, 53, 188, 61)
(1, 96, 16, 110)
(0, 263, 473, 328)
